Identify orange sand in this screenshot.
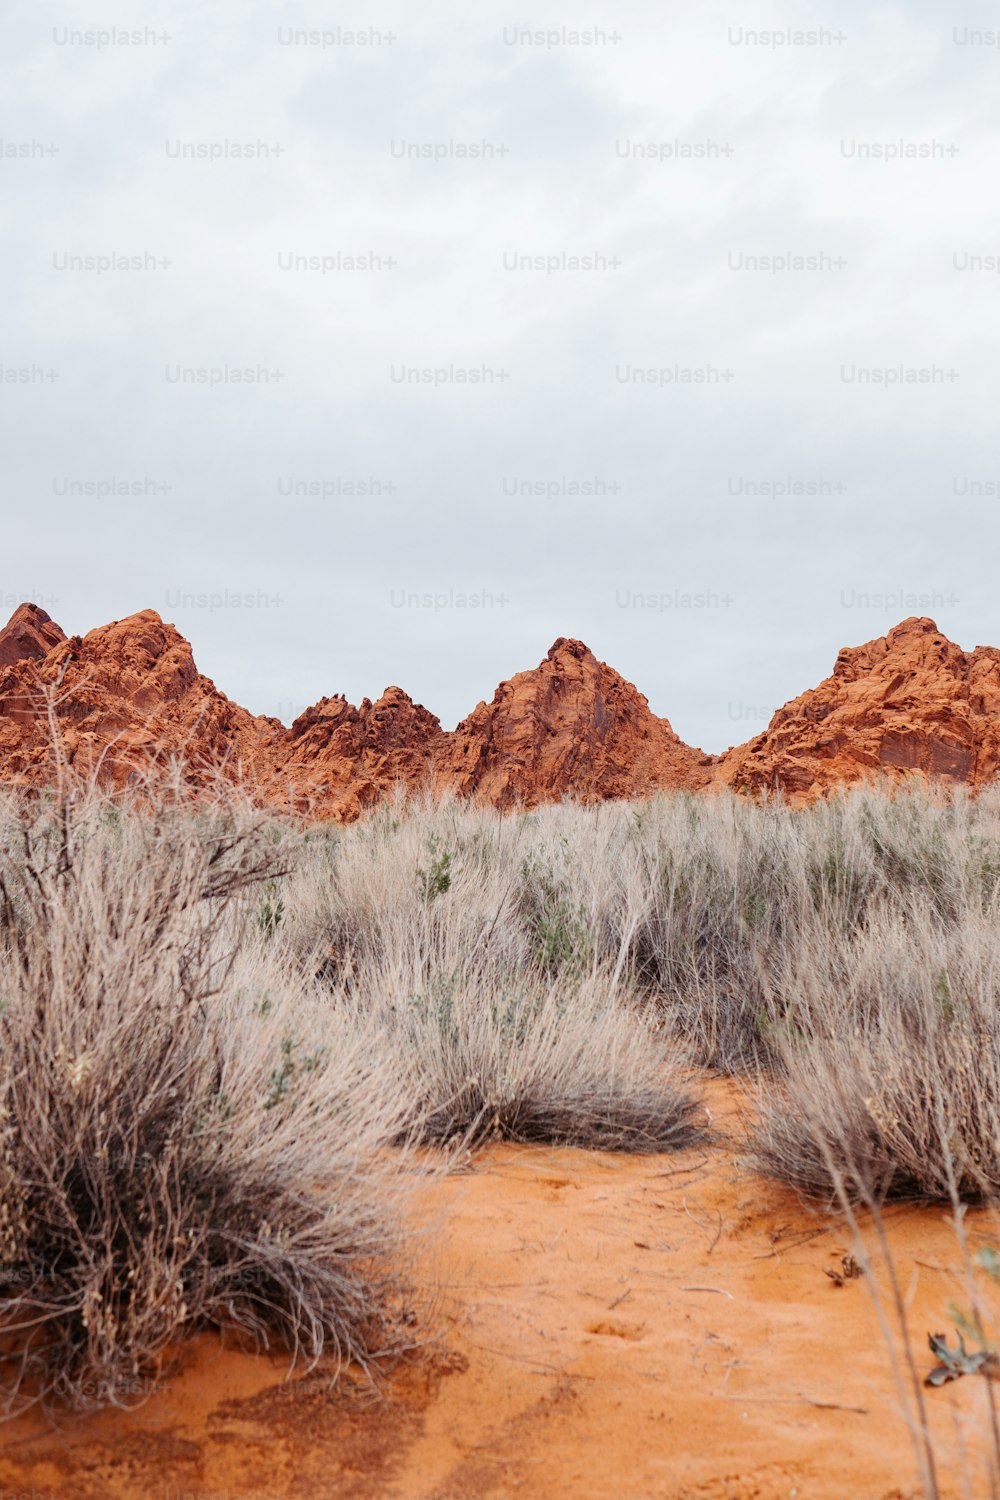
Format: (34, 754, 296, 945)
(1, 1081, 997, 1499)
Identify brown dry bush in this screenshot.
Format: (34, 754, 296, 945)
(749, 907, 1000, 1205)
(275, 784, 1000, 1073)
(0, 775, 421, 1413)
(275, 798, 703, 1152)
(348, 962, 705, 1152)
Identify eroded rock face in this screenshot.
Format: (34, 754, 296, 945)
(2, 604, 997, 816)
(0, 603, 66, 668)
(715, 617, 1000, 797)
(442, 637, 715, 807)
(280, 686, 447, 820)
(0, 608, 282, 788)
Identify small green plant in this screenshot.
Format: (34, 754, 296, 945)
(487, 987, 553, 1047)
(925, 1248, 1000, 1387)
(934, 971, 955, 1022)
(754, 1005, 804, 1056)
(520, 857, 591, 976)
(416, 835, 453, 902)
(257, 878, 286, 939)
(263, 1037, 326, 1110)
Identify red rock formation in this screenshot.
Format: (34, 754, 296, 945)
(0, 604, 445, 817)
(715, 617, 1000, 797)
(279, 685, 447, 820)
(2, 604, 998, 816)
(442, 637, 715, 807)
(0, 602, 66, 668)
(0, 608, 282, 788)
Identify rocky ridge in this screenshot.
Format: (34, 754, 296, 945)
(0, 605, 996, 814)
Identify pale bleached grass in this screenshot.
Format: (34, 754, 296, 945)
(340, 960, 704, 1151)
(748, 907, 1000, 1204)
(274, 793, 704, 1149)
(7, 760, 1000, 1447)
(276, 781, 1000, 1072)
(0, 773, 422, 1414)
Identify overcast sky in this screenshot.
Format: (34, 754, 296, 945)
(3, 0, 998, 751)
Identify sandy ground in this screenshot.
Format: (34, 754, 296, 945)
(1, 1081, 999, 1499)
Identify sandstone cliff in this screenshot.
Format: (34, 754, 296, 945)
(443, 637, 715, 807)
(280, 686, 447, 820)
(715, 617, 1000, 796)
(0, 602, 66, 668)
(1, 605, 997, 815)
(0, 608, 281, 787)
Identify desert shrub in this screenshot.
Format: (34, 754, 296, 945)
(257, 876, 287, 939)
(416, 832, 453, 902)
(277, 783, 1000, 1073)
(285, 800, 705, 1148)
(612, 787, 1000, 1070)
(749, 908, 1000, 1204)
(277, 793, 537, 989)
(0, 778, 420, 1413)
(355, 963, 704, 1152)
(617, 795, 816, 1069)
(516, 850, 592, 977)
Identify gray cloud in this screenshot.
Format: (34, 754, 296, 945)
(2, 0, 998, 752)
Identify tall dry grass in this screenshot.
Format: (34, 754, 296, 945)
(275, 783, 1000, 1074)
(347, 963, 703, 1150)
(749, 909, 1000, 1204)
(6, 761, 1000, 1452)
(272, 794, 704, 1149)
(0, 773, 422, 1413)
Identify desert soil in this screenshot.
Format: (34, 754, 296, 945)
(0, 1080, 996, 1500)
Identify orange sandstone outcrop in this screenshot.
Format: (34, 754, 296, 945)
(0, 602, 66, 668)
(442, 637, 715, 807)
(715, 616, 1000, 796)
(0, 605, 446, 817)
(0, 608, 282, 787)
(1, 605, 998, 815)
(280, 686, 447, 820)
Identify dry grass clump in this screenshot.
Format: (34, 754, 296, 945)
(620, 785, 1000, 1069)
(276, 783, 1000, 1072)
(274, 796, 703, 1151)
(277, 793, 538, 985)
(353, 964, 704, 1151)
(749, 908, 1000, 1205)
(0, 776, 420, 1413)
